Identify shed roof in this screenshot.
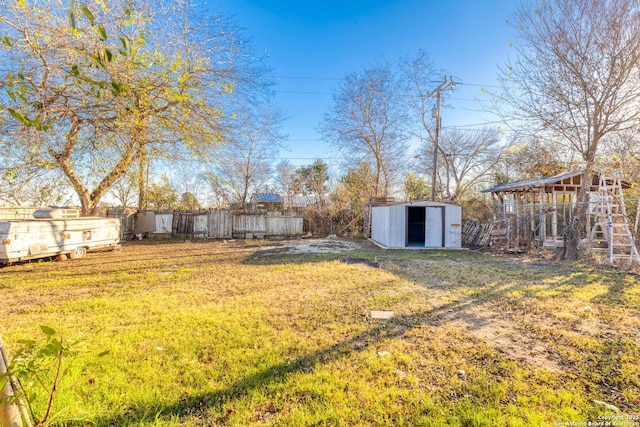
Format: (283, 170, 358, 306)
(484, 171, 631, 193)
(372, 200, 460, 208)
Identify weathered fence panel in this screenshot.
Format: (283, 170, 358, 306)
(209, 209, 232, 239)
(171, 211, 211, 238)
(155, 213, 173, 234)
(106, 208, 136, 238)
(193, 214, 209, 237)
(233, 212, 267, 239)
(2, 207, 303, 240)
(266, 211, 304, 237)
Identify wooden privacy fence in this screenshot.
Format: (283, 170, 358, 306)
(127, 209, 303, 239)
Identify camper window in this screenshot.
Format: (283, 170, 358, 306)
(83, 230, 92, 241)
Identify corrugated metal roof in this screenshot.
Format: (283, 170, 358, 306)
(484, 171, 584, 193)
(289, 195, 326, 207)
(484, 171, 632, 193)
(372, 200, 459, 208)
(253, 193, 283, 203)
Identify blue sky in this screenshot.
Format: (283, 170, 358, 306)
(211, 0, 518, 169)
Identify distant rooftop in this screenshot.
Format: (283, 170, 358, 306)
(252, 193, 283, 203)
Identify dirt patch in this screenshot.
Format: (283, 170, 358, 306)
(340, 257, 381, 269)
(280, 239, 369, 254)
(440, 306, 564, 373)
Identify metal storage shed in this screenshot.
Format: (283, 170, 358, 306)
(371, 201, 462, 249)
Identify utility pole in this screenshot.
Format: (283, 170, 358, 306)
(429, 76, 455, 201)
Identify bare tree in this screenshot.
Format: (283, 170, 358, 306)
(436, 128, 508, 201)
(0, 165, 71, 207)
(108, 171, 138, 208)
(500, 0, 640, 259)
(274, 160, 298, 208)
(210, 103, 285, 208)
(399, 51, 447, 197)
(494, 138, 567, 183)
(204, 174, 233, 208)
(599, 130, 640, 188)
(321, 61, 409, 197)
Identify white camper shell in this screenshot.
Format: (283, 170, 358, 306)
(0, 209, 120, 264)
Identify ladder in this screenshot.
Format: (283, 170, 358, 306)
(589, 173, 640, 267)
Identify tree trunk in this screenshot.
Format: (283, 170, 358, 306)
(138, 146, 147, 211)
(0, 336, 29, 427)
(564, 167, 593, 260)
(80, 200, 97, 217)
(0, 368, 22, 427)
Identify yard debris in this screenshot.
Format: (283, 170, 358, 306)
(583, 306, 593, 312)
(457, 369, 467, 380)
(592, 399, 619, 412)
(377, 351, 391, 358)
(394, 368, 407, 380)
(370, 310, 394, 320)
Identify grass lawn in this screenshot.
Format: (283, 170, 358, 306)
(1, 239, 638, 426)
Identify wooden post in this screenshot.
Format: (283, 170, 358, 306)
(0, 336, 23, 427)
(529, 191, 535, 234)
(552, 191, 558, 241)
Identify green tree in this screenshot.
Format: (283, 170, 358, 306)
(146, 175, 178, 210)
(0, 0, 263, 215)
(0, 163, 71, 207)
(404, 173, 430, 201)
(333, 162, 376, 216)
(180, 192, 201, 210)
(295, 159, 330, 206)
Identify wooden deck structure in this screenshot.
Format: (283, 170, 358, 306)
(484, 171, 634, 250)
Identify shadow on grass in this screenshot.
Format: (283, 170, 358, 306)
(89, 289, 517, 426)
(40, 243, 638, 425)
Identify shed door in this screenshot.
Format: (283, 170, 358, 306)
(406, 207, 426, 246)
(425, 207, 444, 247)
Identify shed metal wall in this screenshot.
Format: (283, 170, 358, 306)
(372, 204, 406, 247)
(444, 204, 462, 248)
(371, 201, 462, 249)
(371, 205, 390, 246)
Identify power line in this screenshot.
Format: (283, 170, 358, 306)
(274, 75, 502, 89)
(278, 90, 333, 95)
(277, 75, 341, 81)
